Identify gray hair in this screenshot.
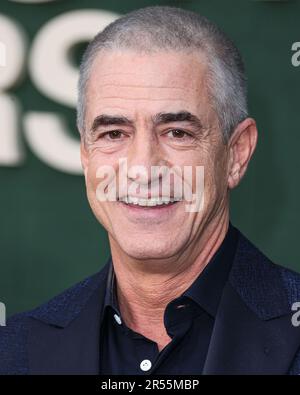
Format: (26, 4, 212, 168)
(77, 6, 248, 142)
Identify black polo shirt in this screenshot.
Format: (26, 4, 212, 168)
(99, 223, 239, 375)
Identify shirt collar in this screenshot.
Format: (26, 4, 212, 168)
(103, 259, 119, 314)
(104, 222, 239, 318)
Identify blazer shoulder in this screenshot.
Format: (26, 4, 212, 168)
(0, 312, 31, 375)
(230, 228, 300, 319)
(0, 262, 110, 375)
(242, 230, 300, 302)
(29, 263, 110, 327)
(279, 263, 300, 305)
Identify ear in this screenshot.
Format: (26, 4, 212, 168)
(80, 140, 89, 178)
(227, 117, 258, 189)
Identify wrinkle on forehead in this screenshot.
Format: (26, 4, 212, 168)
(85, 50, 212, 127)
(88, 81, 202, 104)
(88, 79, 205, 106)
(88, 78, 204, 100)
(87, 50, 208, 91)
(89, 82, 190, 90)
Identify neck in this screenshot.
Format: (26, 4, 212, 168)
(108, 212, 229, 346)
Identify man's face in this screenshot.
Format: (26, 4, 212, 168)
(81, 50, 230, 260)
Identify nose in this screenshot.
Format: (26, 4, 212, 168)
(126, 129, 166, 186)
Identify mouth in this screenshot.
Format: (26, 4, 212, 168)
(118, 196, 181, 208)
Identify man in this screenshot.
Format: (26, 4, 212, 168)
(1, 6, 300, 375)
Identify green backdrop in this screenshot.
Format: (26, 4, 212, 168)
(0, 0, 299, 317)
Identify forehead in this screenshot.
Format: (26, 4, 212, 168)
(85, 50, 210, 122)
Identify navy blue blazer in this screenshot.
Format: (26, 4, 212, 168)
(1, 228, 300, 375)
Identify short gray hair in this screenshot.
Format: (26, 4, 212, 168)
(77, 6, 248, 142)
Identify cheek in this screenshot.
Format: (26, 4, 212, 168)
(85, 163, 99, 195)
(194, 150, 228, 202)
(85, 151, 117, 195)
(205, 152, 228, 198)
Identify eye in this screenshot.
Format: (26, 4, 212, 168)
(166, 129, 191, 139)
(100, 130, 124, 140)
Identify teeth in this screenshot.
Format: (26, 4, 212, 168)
(119, 196, 181, 206)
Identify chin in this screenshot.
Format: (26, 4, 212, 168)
(113, 232, 186, 261)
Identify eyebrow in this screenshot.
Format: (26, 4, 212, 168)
(153, 111, 203, 130)
(90, 111, 203, 133)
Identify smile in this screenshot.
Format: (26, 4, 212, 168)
(118, 196, 182, 207)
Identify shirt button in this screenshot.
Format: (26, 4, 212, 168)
(113, 313, 122, 325)
(176, 303, 189, 309)
(140, 359, 152, 372)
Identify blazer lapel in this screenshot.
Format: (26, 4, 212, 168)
(203, 231, 300, 375)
